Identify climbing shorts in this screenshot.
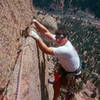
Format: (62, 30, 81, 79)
(54, 64, 82, 92)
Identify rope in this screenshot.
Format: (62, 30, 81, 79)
(15, 51, 23, 100)
(15, 38, 25, 100)
(15, 37, 36, 100)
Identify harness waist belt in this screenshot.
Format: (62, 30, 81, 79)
(66, 67, 81, 74)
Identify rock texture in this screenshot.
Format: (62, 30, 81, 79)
(3, 37, 53, 100)
(0, 0, 33, 89)
(0, 0, 99, 100)
(0, 0, 54, 100)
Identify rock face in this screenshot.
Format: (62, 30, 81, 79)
(4, 37, 53, 100)
(0, 0, 54, 100)
(0, 0, 33, 89)
(0, 0, 99, 100)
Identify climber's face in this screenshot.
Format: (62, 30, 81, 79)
(55, 34, 67, 46)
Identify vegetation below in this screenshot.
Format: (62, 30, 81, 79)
(32, 0, 100, 18)
(34, 7, 100, 99)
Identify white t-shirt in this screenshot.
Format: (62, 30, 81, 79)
(52, 40, 80, 72)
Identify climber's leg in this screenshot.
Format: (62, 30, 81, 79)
(53, 72, 62, 100)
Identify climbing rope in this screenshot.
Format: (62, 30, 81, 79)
(15, 37, 39, 100)
(15, 38, 25, 100)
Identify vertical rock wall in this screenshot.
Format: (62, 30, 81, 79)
(0, 0, 33, 88)
(5, 37, 53, 100)
(0, 0, 53, 100)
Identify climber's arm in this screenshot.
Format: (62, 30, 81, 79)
(36, 38, 54, 55)
(29, 31, 54, 55)
(32, 19, 55, 40)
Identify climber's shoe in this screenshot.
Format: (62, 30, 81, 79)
(48, 78, 55, 84)
(48, 73, 55, 84)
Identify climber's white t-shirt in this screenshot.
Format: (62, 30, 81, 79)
(52, 40, 80, 72)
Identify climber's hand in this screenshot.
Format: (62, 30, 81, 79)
(29, 31, 40, 40)
(31, 19, 37, 24)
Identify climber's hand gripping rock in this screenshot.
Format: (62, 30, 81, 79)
(29, 31, 40, 40)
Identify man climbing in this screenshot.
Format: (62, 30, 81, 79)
(28, 19, 81, 100)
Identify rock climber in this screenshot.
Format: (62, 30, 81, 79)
(28, 19, 81, 100)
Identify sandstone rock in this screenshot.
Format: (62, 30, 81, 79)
(0, 0, 33, 90)
(0, 0, 53, 100)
